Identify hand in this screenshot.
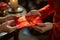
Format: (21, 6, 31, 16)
(6, 14, 18, 21)
(0, 17, 6, 24)
(26, 10, 41, 16)
(32, 22, 53, 33)
(0, 14, 18, 24)
(1, 20, 18, 33)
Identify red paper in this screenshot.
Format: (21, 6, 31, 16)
(15, 15, 42, 28)
(26, 15, 42, 25)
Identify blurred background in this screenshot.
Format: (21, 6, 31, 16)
(0, 0, 54, 40)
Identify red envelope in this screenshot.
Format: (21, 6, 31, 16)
(26, 15, 42, 25)
(15, 15, 42, 29)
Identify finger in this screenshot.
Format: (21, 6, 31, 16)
(0, 16, 7, 23)
(37, 23, 45, 27)
(7, 20, 15, 25)
(6, 25, 18, 33)
(26, 12, 32, 16)
(26, 10, 36, 16)
(30, 10, 41, 16)
(2, 20, 14, 26)
(0, 17, 6, 19)
(6, 14, 17, 17)
(27, 10, 41, 16)
(32, 26, 43, 31)
(14, 26, 20, 29)
(7, 25, 17, 29)
(6, 14, 19, 21)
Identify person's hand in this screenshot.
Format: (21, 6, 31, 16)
(1, 20, 18, 33)
(26, 10, 41, 16)
(0, 14, 18, 24)
(32, 22, 53, 33)
(0, 17, 6, 24)
(6, 14, 19, 21)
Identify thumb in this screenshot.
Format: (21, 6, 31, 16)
(7, 25, 18, 29)
(7, 26, 17, 33)
(37, 23, 45, 27)
(6, 14, 19, 20)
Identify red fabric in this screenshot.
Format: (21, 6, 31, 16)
(39, 0, 60, 40)
(38, 4, 55, 18)
(38, 0, 60, 40)
(15, 15, 42, 28)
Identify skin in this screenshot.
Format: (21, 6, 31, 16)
(26, 10, 53, 33)
(0, 14, 18, 33)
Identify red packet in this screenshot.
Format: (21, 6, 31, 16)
(26, 15, 42, 25)
(15, 16, 31, 28)
(15, 15, 42, 29)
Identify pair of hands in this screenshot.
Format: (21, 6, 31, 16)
(0, 14, 19, 33)
(27, 10, 53, 33)
(0, 10, 53, 33)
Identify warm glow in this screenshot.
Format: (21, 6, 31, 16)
(12, 0, 15, 2)
(10, 0, 18, 8)
(4, 11, 6, 14)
